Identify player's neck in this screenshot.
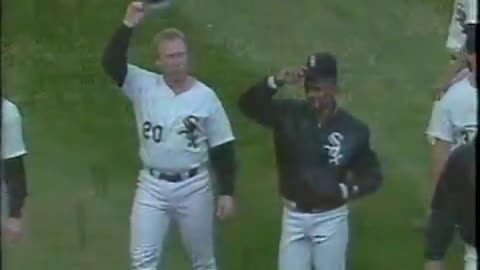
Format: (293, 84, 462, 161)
(317, 103, 338, 126)
(164, 75, 194, 95)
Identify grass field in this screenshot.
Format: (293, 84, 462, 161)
(2, 0, 466, 269)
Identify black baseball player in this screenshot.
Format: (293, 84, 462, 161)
(238, 52, 383, 270)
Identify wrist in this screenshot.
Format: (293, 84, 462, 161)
(267, 75, 284, 89)
(122, 19, 135, 28)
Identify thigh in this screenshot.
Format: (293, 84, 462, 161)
(176, 183, 216, 270)
(311, 211, 349, 270)
(279, 208, 312, 270)
(130, 185, 172, 270)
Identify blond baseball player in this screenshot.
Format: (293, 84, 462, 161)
(101, 2, 237, 270)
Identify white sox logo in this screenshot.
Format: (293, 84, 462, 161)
(178, 116, 203, 148)
(323, 132, 344, 165)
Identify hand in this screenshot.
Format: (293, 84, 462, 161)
(274, 67, 306, 86)
(3, 217, 25, 244)
(123, 1, 147, 28)
(216, 195, 235, 220)
(424, 261, 444, 270)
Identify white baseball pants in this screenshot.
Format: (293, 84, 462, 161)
(129, 170, 216, 270)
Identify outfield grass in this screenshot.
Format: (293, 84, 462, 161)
(2, 0, 465, 269)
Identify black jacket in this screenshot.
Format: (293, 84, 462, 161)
(238, 77, 383, 210)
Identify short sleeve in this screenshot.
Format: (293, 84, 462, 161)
(465, 0, 477, 23)
(205, 100, 235, 148)
(425, 100, 454, 143)
(121, 64, 150, 100)
(2, 103, 27, 159)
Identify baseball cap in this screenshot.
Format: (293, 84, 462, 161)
(304, 52, 338, 85)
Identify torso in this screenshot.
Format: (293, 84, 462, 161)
(443, 77, 478, 150)
(130, 74, 219, 173)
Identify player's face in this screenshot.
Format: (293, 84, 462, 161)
(305, 81, 337, 113)
(156, 38, 189, 78)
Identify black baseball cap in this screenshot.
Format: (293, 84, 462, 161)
(304, 52, 338, 86)
(464, 23, 476, 54)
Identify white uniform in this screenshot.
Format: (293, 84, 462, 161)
(122, 65, 234, 270)
(446, 0, 477, 55)
(425, 75, 478, 270)
(426, 76, 478, 150)
(1, 98, 27, 222)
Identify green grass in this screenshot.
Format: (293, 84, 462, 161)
(2, 0, 465, 269)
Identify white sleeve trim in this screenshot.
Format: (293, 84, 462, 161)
(208, 135, 235, 148)
(267, 75, 278, 89)
(2, 149, 27, 159)
(424, 131, 454, 144)
(339, 183, 349, 199)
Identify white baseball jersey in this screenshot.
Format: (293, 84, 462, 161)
(2, 98, 27, 159)
(121, 64, 235, 174)
(446, 0, 478, 54)
(426, 75, 478, 150)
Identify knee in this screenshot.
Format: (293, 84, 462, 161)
(130, 246, 159, 270)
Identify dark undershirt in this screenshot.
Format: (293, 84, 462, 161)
(101, 23, 237, 195)
(2, 155, 28, 218)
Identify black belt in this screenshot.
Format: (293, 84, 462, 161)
(149, 167, 199, 182)
(284, 199, 344, 214)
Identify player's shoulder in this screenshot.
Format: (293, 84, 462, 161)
(441, 77, 475, 104)
(191, 79, 223, 102)
(127, 64, 161, 82)
(338, 108, 370, 134)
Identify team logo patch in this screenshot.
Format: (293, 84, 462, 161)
(178, 115, 202, 148)
(323, 132, 344, 165)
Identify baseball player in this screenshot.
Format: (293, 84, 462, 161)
(424, 24, 477, 270)
(425, 139, 476, 270)
(1, 98, 29, 244)
(101, 2, 237, 270)
(238, 52, 383, 270)
(417, 16, 478, 229)
(434, 0, 477, 99)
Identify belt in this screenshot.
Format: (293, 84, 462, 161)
(149, 167, 199, 182)
(283, 199, 344, 214)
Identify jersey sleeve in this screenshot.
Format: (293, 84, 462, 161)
(2, 103, 27, 159)
(465, 0, 477, 23)
(425, 100, 454, 143)
(120, 64, 149, 100)
(205, 99, 235, 148)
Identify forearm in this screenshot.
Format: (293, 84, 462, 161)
(431, 141, 451, 186)
(3, 156, 28, 218)
(424, 209, 456, 261)
(101, 22, 133, 86)
(238, 76, 278, 126)
(209, 141, 237, 195)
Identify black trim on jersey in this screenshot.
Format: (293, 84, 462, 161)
(2, 155, 28, 218)
(209, 141, 236, 195)
(101, 23, 133, 86)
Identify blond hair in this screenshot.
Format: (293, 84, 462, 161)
(153, 28, 187, 48)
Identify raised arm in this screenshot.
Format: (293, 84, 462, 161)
(238, 68, 304, 127)
(101, 1, 146, 86)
